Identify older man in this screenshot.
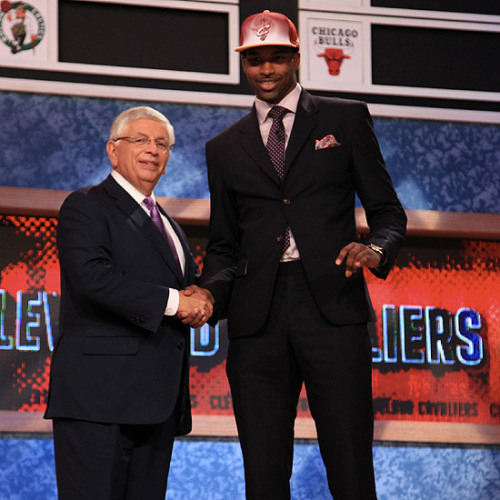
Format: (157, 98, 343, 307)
(45, 106, 212, 499)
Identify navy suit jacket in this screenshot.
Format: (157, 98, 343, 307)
(201, 90, 407, 338)
(45, 175, 198, 434)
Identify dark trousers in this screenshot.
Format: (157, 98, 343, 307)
(52, 415, 176, 500)
(227, 261, 377, 500)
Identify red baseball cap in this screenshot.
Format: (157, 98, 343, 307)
(235, 11, 300, 53)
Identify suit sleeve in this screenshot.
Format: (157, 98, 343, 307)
(199, 139, 240, 320)
(349, 102, 407, 278)
(57, 190, 170, 333)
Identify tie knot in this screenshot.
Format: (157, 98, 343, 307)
(268, 106, 289, 122)
(143, 196, 155, 210)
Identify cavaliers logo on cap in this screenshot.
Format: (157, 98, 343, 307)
(252, 13, 272, 42)
(236, 11, 299, 53)
(256, 24, 270, 42)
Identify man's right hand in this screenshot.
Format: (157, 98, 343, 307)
(177, 286, 215, 328)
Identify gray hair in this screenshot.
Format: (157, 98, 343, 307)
(109, 106, 175, 148)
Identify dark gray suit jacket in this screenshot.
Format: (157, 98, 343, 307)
(201, 90, 407, 338)
(45, 175, 198, 434)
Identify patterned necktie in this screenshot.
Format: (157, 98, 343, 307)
(143, 196, 181, 272)
(266, 105, 289, 179)
(266, 106, 291, 252)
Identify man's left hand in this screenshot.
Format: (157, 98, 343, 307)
(335, 242, 382, 278)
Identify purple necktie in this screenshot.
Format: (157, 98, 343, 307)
(266, 105, 289, 179)
(266, 106, 290, 252)
(143, 196, 181, 272)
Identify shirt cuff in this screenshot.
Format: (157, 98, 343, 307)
(165, 288, 179, 316)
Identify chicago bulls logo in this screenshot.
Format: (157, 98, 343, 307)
(311, 24, 359, 78)
(317, 48, 351, 76)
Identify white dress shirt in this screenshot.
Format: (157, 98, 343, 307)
(254, 83, 302, 262)
(111, 170, 184, 315)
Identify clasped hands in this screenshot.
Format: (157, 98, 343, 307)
(335, 242, 383, 278)
(177, 285, 215, 328)
(176, 242, 380, 326)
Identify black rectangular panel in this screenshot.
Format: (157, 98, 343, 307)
(371, 0, 500, 16)
(371, 24, 499, 92)
(59, 1, 229, 74)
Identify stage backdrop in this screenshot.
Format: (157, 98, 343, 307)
(0, 90, 499, 443)
(1, 213, 499, 439)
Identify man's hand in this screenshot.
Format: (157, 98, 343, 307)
(177, 285, 215, 328)
(335, 242, 383, 278)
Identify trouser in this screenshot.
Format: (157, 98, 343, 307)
(52, 414, 176, 500)
(227, 261, 377, 499)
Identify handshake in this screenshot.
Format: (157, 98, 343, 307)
(176, 285, 215, 329)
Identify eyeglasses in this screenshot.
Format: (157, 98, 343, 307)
(114, 136, 173, 153)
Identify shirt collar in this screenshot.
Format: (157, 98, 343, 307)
(255, 83, 302, 125)
(111, 170, 156, 206)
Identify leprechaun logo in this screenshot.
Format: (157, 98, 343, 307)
(0, 1, 45, 54)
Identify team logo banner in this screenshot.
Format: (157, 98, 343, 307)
(0, 1, 47, 62)
(301, 13, 364, 87)
(0, 215, 499, 432)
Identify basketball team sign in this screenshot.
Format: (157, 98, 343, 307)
(0, 215, 499, 437)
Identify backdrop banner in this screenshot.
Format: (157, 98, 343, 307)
(1, 215, 499, 427)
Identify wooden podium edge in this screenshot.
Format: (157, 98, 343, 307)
(1, 186, 499, 239)
(1, 411, 498, 445)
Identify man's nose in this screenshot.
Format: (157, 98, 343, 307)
(260, 61, 274, 75)
(146, 140, 160, 153)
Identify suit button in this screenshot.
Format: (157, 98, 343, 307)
(277, 235, 283, 242)
(177, 342, 184, 350)
(283, 198, 290, 205)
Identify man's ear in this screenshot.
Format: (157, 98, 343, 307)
(293, 51, 300, 71)
(241, 54, 248, 72)
(106, 140, 118, 169)
(161, 159, 168, 176)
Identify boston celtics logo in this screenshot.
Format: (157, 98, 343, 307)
(0, 1, 45, 54)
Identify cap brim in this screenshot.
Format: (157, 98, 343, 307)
(235, 42, 299, 53)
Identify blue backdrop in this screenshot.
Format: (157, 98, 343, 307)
(0, 90, 499, 499)
(1, 91, 499, 214)
(0, 436, 499, 499)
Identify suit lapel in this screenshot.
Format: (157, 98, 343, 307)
(102, 176, 184, 284)
(157, 203, 194, 285)
(238, 107, 282, 185)
(284, 90, 319, 177)
(238, 94, 319, 183)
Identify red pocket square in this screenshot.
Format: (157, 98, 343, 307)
(315, 134, 341, 150)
